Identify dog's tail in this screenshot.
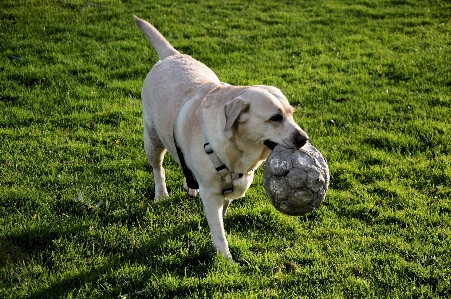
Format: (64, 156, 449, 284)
(133, 15, 180, 60)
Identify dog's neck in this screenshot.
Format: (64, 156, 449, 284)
(207, 133, 269, 175)
(201, 85, 271, 174)
(229, 136, 270, 173)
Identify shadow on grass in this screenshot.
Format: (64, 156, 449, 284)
(1, 222, 89, 267)
(0, 240, 28, 267)
(3, 212, 215, 298)
(27, 263, 117, 299)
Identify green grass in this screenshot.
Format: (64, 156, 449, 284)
(1, 0, 450, 298)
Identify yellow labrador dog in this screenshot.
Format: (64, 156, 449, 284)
(134, 16, 309, 261)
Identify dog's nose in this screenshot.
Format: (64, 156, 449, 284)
(294, 132, 309, 148)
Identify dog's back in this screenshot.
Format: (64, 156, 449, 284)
(135, 15, 221, 98)
(135, 16, 222, 153)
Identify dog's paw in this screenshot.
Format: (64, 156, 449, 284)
(220, 249, 235, 264)
(154, 192, 169, 201)
(183, 178, 199, 197)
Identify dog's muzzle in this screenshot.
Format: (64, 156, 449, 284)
(264, 132, 309, 150)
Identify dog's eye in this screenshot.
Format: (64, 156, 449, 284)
(269, 114, 283, 122)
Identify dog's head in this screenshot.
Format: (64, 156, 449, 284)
(224, 86, 308, 150)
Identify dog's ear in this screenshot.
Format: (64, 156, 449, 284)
(224, 97, 250, 131)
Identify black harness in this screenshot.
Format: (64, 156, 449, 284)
(173, 130, 199, 190)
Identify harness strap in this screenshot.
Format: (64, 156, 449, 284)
(203, 142, 243, 195)
(172, 82, 245, 195)
(172, 85, 205, 191)
(174, 133, 199, 190)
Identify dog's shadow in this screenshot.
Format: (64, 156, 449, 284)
(2, 194, 222, 298)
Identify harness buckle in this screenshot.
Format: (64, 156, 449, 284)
(204, 139, 243, 195)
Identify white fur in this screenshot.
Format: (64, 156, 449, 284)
(134, 16, 308, 261)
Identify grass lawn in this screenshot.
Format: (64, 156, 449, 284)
(1, 0, 450, 298)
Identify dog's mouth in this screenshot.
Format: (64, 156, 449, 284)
(264, 140, 278, 150)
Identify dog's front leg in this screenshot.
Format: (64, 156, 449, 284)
(200, 189, 233, 261)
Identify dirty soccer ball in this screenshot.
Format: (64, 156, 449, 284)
(263, 143, 330, 216)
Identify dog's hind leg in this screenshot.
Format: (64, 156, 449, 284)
(144, 124, 169, 200)
(222, 199, 231, 217)
(183, 178, 199, 197)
